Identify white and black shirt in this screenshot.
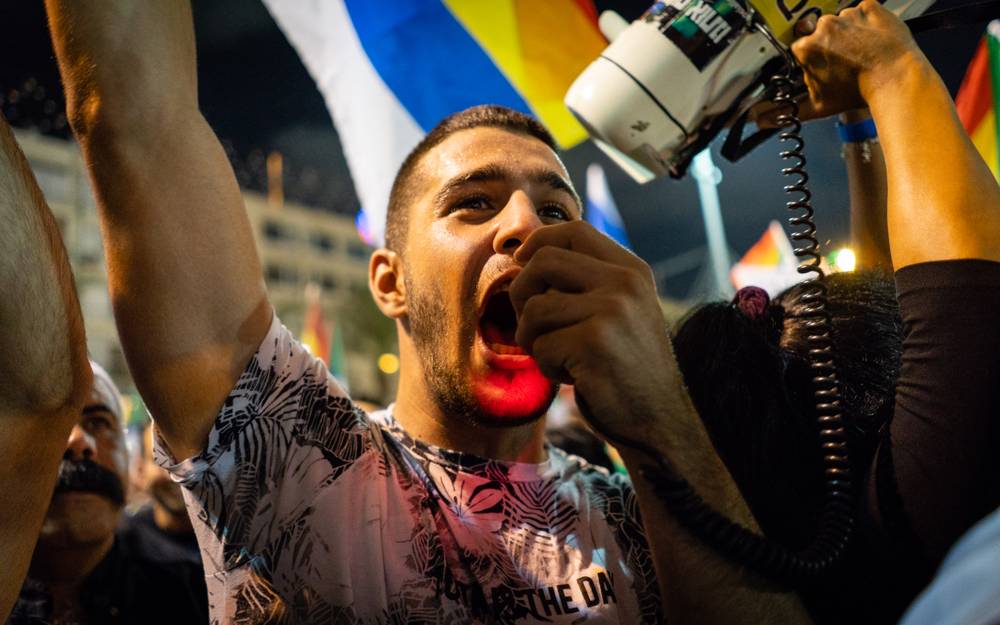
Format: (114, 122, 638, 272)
(157, 315, 662, 624)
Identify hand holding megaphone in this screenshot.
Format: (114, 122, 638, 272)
(751, 0, 926, 125)
(791, 0, 928, 118)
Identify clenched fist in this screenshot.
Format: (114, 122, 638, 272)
(791, 0, 927, 117)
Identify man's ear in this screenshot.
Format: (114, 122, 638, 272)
(369, 248, 407, 319)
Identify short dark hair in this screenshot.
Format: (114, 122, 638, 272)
(384, 105, 559, 252)
(671, 269, 902, 548)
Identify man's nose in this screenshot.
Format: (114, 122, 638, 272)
(65, 424, 97, 462)
(493, 190, 543, 255)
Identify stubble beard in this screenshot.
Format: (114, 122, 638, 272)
(405, 276, 556, 429)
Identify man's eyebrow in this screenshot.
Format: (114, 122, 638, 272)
(531, 170, 582, 212)
(433, 164, 582, 211)
(82, 403, 123, 430)
(433, 164, 508, 207)
(83, 404, 114, 418)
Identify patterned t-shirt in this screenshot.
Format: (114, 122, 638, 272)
(156, 315, 662, 624)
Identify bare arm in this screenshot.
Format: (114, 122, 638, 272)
(46, 1, 273, 460)
(873, 61, 1000, 268)
(840, 109, 892, 269)
(615, 385, 812, 625)
(0, 118, 90, 619)
(793, 0, 1000, 269)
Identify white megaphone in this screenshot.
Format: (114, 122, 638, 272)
(565, 0, 936, 182)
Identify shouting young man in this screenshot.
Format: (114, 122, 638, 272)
(44, 2, 810, 623)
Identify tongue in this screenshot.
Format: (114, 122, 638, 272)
(481, 320, 525, 355)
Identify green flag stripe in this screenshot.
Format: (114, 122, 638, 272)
(986, 25, 1000, 170)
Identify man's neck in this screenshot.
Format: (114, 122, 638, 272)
(393, 376, 548, 463)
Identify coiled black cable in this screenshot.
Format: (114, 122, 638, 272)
(581, 20, 855, 585)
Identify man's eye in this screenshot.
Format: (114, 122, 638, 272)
(84, 416, 111, 432)
(453, 195, 492, 211)
(539, 204, 571, 221)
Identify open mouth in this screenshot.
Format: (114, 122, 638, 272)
(479, 289, 526, 356)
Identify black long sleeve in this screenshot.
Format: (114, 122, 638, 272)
(876, 259, 1000, 563)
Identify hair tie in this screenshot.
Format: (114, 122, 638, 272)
(732, 286, 770, 321)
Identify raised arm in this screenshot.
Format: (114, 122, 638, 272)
(793, 0, 1000, 268)
(796, 0, 1000, 567)
(0, 118, 91, 619)
(871, 37, 1000, 269)
(46, 1, 273, 460)
(840, 108, 892, 269)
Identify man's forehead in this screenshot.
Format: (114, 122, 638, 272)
(85, 387, 122, 426)
(421, 126, 571, 187)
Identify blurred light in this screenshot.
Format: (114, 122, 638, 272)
(378, 353, 400, 375)
(120, 394, 133, 420)
(355, 209, 376, 246)
(833, 248, 857, 273)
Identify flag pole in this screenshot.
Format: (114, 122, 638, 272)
(691, 149, 733, 297)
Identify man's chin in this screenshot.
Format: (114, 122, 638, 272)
(471, 366, 558, 427)
(40, 494, 121, 546)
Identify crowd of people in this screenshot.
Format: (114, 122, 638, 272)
(1, 1, 998, 624)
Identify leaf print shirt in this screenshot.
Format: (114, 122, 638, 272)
(156, 314, 663, 624)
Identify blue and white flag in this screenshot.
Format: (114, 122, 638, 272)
(585, 163, 631, 250)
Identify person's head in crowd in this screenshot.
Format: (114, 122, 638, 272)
(33, 361, 127, 575)
(369, 105, 582, 429)
(672, 269, 902, 545)
(139, 425, 192, 536)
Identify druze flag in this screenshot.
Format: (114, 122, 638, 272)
(263, 0, 607, 246)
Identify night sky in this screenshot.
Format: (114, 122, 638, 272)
(0, 1, 984, 299)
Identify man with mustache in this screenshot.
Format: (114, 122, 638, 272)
(44, 2, 813, 624)
(6, 362, 208, 625)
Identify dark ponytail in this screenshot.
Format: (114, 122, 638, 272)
(672, 269, 901, 549)
(673, 295, 823, 548)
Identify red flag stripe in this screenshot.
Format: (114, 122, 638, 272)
(957, 38, 993, 132)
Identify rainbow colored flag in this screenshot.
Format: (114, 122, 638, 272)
(729, 220, 802, 296)
(301, 283, 331, 365)
(329, 319, 348, 385)
(263, 0, 606, 246)
(956, 22, 1000, 180)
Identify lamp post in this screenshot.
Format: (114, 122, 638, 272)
(691, 149, 733, 297)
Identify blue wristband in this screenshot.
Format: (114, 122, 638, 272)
(837, 118, 877, 143)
